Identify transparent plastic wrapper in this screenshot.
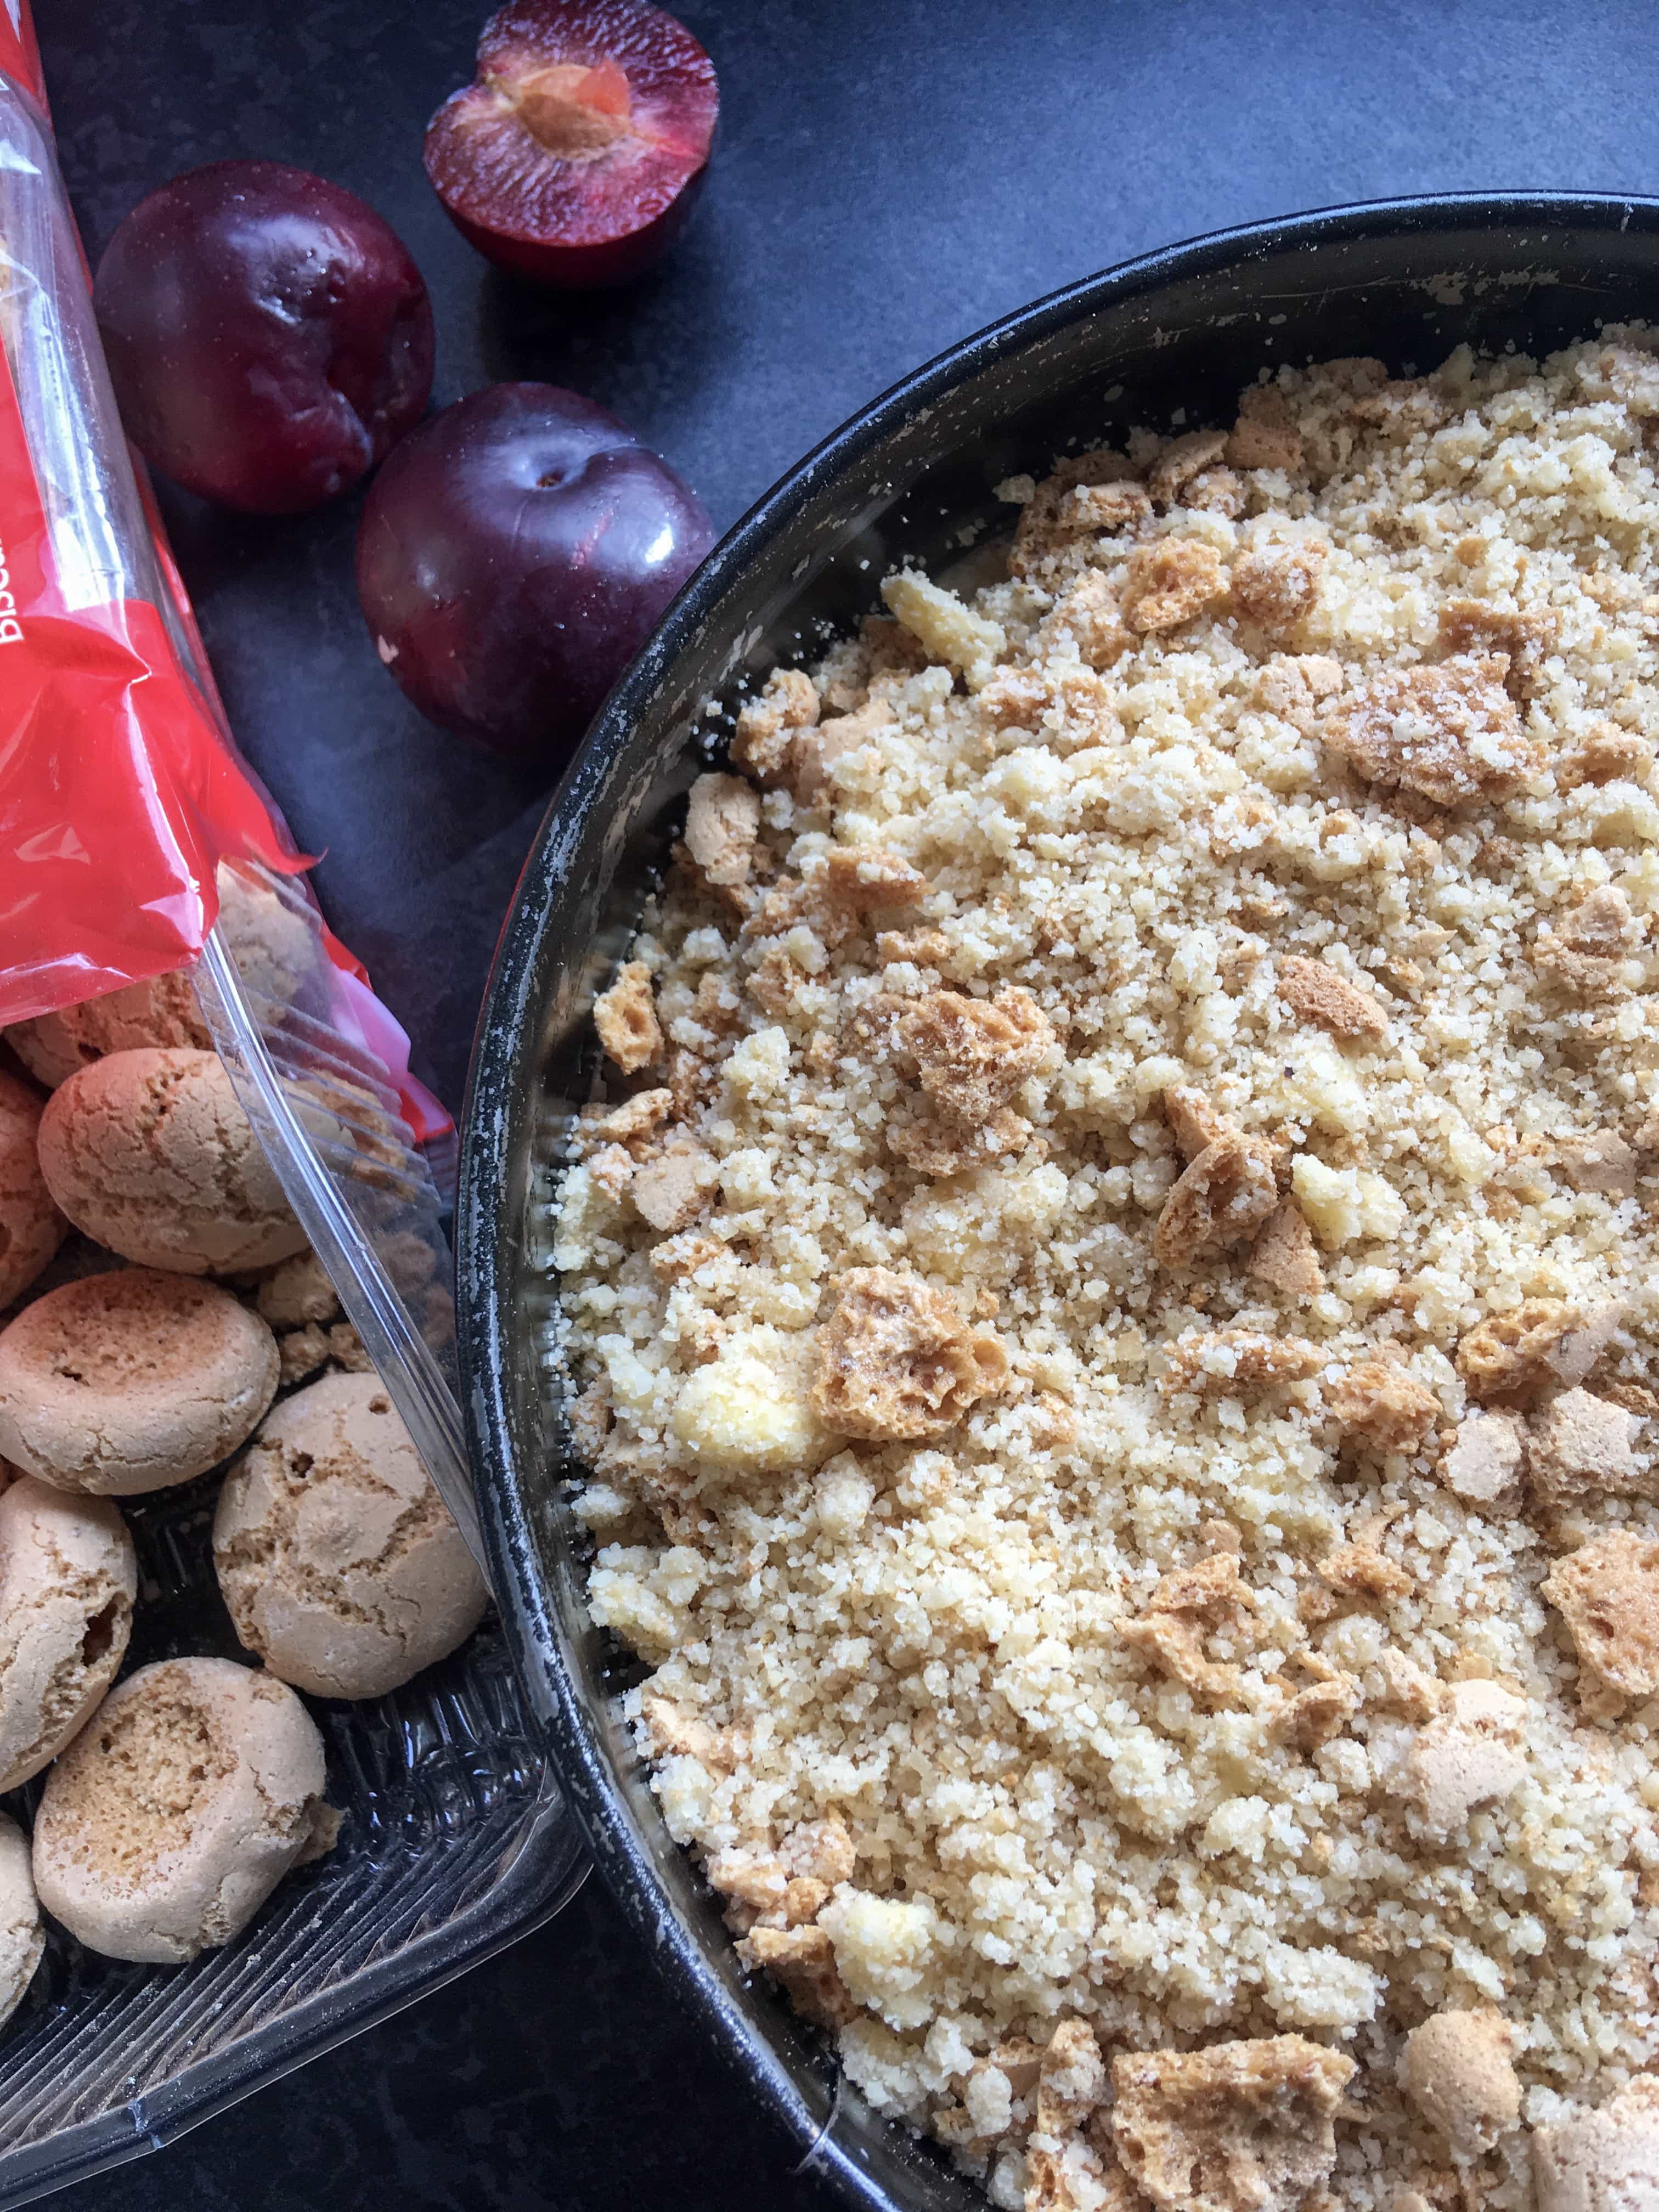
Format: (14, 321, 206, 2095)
(0, 9, 582, 2197)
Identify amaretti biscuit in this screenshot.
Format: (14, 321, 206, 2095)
(7, 966, 211, 1091)
(37, 1048, 307, 1275)
(213, 864, 318, 1014)
(0, 1818, 43, 2030)
(0, 1070, 64, 1310)
(215, 1372, 488, 1699)
(5, 866, 315, 1090)
(33, 1658, 333, 1964)
(0, 1269, 278, 1495)
(253, 1249, 337, 1330)
(0, 1478, 135, 1789)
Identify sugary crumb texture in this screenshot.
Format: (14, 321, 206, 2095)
(557, 336, 1659, 2211)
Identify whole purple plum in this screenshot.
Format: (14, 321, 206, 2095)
(94, 160, 433, 515)
(354, 382, 713, 766)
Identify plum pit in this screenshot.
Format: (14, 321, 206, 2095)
(509, 59, 633, 155)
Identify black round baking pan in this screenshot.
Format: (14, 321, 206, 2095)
(456, 192, 1659, 2211)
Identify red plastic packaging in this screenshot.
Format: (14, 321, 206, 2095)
(0, 3, 447, 1139)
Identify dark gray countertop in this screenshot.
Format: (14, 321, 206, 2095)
(32, 0, 1659, 2204)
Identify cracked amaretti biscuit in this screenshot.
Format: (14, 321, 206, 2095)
(32, 1657, 334, 1964)
(557, 334, 1659, 2210)
(213, 1370, 488, 1699)
(0, 1819, 42, 2032)
(37, 1047, 308, 1276)
(0, 1476, 134, 1790)
(0, 1068, 64, 1311)
(0, 1267, 279, 1494)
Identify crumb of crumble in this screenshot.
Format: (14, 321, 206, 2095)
(592, 959, 661, 1074)
(1398, 2008, 1521, 2158)
(683, 774, 761, 888)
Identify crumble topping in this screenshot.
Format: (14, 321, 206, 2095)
(557, 333, 1659, 2210)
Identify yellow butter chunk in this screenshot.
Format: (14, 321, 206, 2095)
(881, 571, 1005, 691)
(670, 1333, 831, 1475)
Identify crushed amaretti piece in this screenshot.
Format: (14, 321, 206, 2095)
(1154, 1135, 1280, 1265)
(1110, 2034, 1355, 2212)
(811, 1266, 1008, 1442)
(592, 959, 662, 1073)
(1277, 955, 1390, 1041)
(1324, 655, 1540, 806)
(1542, 1532, 1659, 1708)
(1398, 2009, 1521, 2158)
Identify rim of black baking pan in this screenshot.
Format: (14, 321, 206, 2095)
(457, 191, 1659, 2212)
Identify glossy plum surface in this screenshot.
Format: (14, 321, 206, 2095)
(356, 382, 714, 766)
(94, 161, 434, 515)
(425, 0, 718, 287)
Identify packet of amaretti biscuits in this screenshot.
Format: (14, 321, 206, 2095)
(0, 8, 478, 1558)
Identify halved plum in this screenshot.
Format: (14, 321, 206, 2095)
(425, 0, 718, 287)
(356, 381, 714, 766)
